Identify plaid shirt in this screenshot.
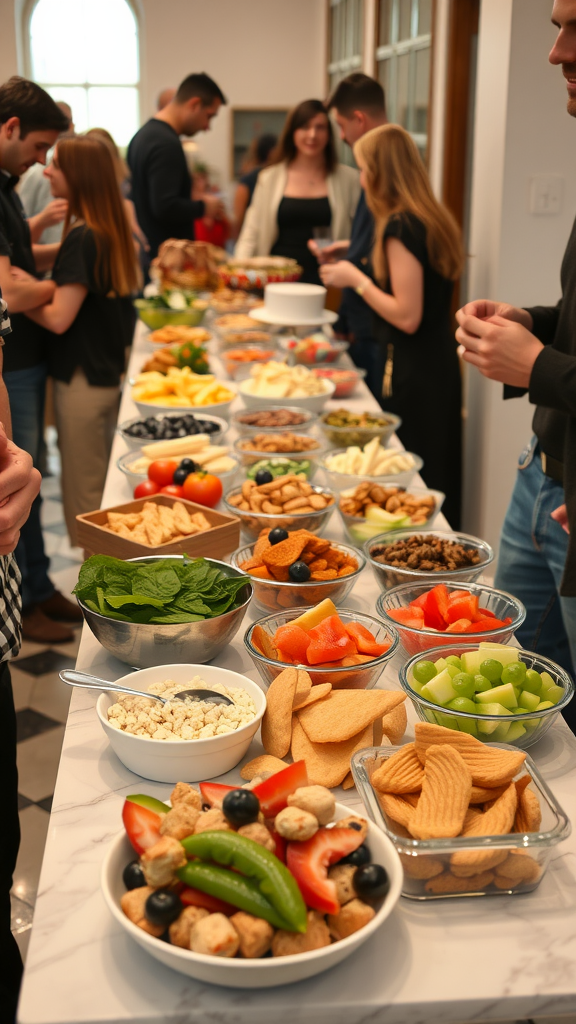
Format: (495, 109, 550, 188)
(0, 552, 22, 662)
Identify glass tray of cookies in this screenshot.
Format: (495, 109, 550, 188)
(351, 722, 570, 900)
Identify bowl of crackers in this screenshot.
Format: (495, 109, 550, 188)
(351, 723, 571, 899)
(230, 532, 366, 613)
(244, 607, 398, 690)
(223, 478, 336, 542)
(238, 362, 336, 415)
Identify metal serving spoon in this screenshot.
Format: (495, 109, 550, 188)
(59, 669, 234, 706)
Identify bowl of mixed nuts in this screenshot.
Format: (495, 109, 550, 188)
(338, 483, 445, 547)
(224, 477, 336, 542)
(364, 530, 494, 592)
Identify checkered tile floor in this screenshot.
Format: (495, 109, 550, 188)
(10, 430, 83, 962)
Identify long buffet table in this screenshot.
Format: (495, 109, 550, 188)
(18, 322, 576, 1024)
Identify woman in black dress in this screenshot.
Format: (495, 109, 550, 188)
(320, 124, 464, 526)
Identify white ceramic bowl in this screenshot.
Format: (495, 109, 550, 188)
(133, 394, 236, 422)
(320, 450, 424, 493)
(96, 663, 266, 783)
(101, 801, 403, 988)
(117, 412, 228, 451)
(238, 377, 336, 415)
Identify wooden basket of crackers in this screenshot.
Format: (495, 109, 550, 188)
(76, 494, 240, 560)
(351, 723, 570, 900)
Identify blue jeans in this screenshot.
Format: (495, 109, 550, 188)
(4, 363, 54, 611)
(495, 439, 576, 722)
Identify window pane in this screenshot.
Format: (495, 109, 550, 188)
(378, 0, 392, 45)
(418, 0, 432, 35)
(86, 0, 138, 84)
(87, 87, 139, 147)
(30, 0, 138, 85)
(396, 52, 410, 127)
(398, 0, 412, 40)
(45, 85, 88, 132)
(414, 46, 431, 133)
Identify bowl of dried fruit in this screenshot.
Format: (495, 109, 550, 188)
(231, 531, 366, 613)
(364, 530, 494, 593)
(224, 478, 336, 542)
(338, 484, 445, 547)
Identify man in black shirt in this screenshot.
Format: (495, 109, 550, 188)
(0, 77, 80, 643)
(455, 0, 576, 728)
(309, 74, 387, 401)
(128, 72, 226, 264)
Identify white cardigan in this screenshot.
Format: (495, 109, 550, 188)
(234, 162, 361, 259)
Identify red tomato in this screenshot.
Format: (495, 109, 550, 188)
(148, 459, 179, 487)
(182, 472, 223, 508)
(133, 479, 160, 499)
(160, 484, 184, 498)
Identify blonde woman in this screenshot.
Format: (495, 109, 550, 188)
(320, 124, 464, 526)
(235, 100, 359, 285)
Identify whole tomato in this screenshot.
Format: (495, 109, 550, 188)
(133, 480, 160, 499)
(160, 484, 184, 498)
(182, 472, 223, 508)
(148, 459, 179, 487)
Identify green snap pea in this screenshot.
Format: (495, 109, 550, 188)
(177, 862, 292, 930)
(181, 830, 307, 933)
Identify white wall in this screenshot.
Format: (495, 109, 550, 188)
(463, 0, 576, 552)
(6, 0, 327, 191)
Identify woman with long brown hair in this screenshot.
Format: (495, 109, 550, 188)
(26, 134, 140, 545)
(235, 99, 360, 284)
(320, 124, 464, 525)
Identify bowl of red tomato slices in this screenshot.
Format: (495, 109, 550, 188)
(376, 581, 526, 657)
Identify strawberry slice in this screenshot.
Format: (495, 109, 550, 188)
(252, 760, 308, 818)
(122, 798, 163, 854)
(287, 826, 365, 915)
(199, 781, 236, 808)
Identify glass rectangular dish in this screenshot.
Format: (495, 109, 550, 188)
(351, 743, 570, 900)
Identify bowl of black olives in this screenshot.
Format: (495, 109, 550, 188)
(117, 412, 228, 451)
(230, 534, 366, 613)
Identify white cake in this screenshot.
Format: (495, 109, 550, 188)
(251, 283, 337, 326)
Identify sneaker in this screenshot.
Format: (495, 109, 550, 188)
(38, 591, 83, 623)
(22, 606, 74, 644)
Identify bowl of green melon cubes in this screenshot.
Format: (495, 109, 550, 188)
(399, 641, 574, 748)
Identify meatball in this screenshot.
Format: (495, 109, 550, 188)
(237, 822, 276, 852)
(193, 808, 233, 834)
(230, 911, 274, 958)
(169, 906, 209, 949)
(190, 913, 240, 957)
(287, 785, 335, 825)
(272, 910, 331, 957)
(274, 806, 319, 842)
(336, 815, 369, 843)
(159, 803, 200, 841)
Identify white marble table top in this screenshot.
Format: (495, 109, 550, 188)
(17, 323, 576, 1024)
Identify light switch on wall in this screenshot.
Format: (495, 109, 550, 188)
(529, 175, 564, 214)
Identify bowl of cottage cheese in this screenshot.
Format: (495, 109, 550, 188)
(96, 664, 266, 782)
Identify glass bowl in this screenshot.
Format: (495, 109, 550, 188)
(233, 434, 325, 479)
(217, 329, 275, 350)
(208, 291, 263, 316)
(231, 406, 318, 436)
(351, 744, 571, 898)
(320, 449, 424, 493)
(133, 393, 235, 422)
(117, 450, 240, 492)
(338, 488, 445, 547)
(117, 412, 228, 451)
(319, 410, 402, 449)
(223, 484, 336, 542)
(377, 581, 526, 657)
(134, 300, 207, 331)
(238, 376, 336, 415)
(230, 540, 366, 613)
(398, 642, 574, 749)
(244, 607, 399, 689)
(277, 336, 349, 364)
(221, 343, 278, 380)
(311, 366, 367, 399)
(365, 530, 494, 592)
(212, 315, 264, 342)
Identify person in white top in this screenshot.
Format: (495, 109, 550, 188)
(235, 99, 359, 284)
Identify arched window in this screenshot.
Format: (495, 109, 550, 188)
(27, 0, 140, 147)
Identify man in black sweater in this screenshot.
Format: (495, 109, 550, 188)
(455, 0, 576, 729)
(128, 72, 226, 264)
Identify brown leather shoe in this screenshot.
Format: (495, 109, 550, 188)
(22, 606, 74, 644)
(38, 590, 83, 623)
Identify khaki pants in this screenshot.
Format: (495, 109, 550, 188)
(54, 369, 120, 547)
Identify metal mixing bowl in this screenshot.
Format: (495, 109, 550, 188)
(77, 555, 252, 668)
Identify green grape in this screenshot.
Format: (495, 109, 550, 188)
(474, 674, 492, 692)
(413, 660, 437, 685)
(447, 697, 477, 714)
(501, 662, 527, 687)
(445, 655, 462, 670)
(523, 669, 543, 695)
(479, 658, 503, 682)
(451, 672, 475, 699)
